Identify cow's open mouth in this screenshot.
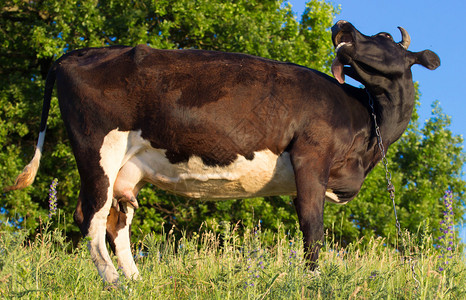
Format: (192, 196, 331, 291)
(333, 31, 353, 52)
(332, 30, 354, 84)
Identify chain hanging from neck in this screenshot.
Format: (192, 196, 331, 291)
(366, 90, 399, 234)
(365, 89, 420, 288)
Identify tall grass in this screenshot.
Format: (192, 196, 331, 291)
(0, 219, 465, 299)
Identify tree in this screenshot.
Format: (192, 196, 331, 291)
(1, 0, 464, 247)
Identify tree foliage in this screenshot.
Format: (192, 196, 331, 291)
(1, 0, 464, 247)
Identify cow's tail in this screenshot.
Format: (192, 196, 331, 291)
(5, 65, 57, 191)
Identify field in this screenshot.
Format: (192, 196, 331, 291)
(0, 220, 465, 299)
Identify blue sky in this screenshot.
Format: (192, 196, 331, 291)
(287, 0, 466, 243)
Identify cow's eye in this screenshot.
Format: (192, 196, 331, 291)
(379, 33, 393, 40)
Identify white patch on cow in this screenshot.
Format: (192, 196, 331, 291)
(114, 204, 139, 279)
(87, 129, 133, 283)
(113, 130, 298, 200)
(111, 130, 352, 205)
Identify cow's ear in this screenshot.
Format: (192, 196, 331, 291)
(412, 50, 440, 70)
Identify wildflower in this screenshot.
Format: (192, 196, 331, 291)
(369, 271, 379, 280)
(259, 261, 264, 269)
(437, 190, 455, 272)
(48, 178, 58, 218)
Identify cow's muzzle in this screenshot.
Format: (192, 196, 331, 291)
(331, 20, 355, 51)
(331, 20, 355, 84)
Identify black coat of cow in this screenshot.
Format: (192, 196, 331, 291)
(8, 21, 440, 283)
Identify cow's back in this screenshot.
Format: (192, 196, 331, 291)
(55, 45, 315, 167)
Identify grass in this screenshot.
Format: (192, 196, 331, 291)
(0, 220, 465, 299)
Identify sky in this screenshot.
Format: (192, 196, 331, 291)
(287, 0, 466, 244)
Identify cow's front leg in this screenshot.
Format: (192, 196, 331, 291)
(291, 149, 329, 270)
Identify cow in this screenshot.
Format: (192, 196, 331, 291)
(7, 21, 440, 283)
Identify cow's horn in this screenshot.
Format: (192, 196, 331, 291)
(398, 26, 410, 50)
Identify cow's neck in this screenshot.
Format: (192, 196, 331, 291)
(369, 72, 415, 150)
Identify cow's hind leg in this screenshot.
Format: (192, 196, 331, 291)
(107, 160, 144, 279)
(73, 129, 132, 283)
(75, 185, 119, 284)
(106, 199, 139, 279)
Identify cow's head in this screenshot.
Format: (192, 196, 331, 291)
(331, 20, 440, 94)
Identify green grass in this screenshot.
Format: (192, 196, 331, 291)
(0, 221, 465, 299)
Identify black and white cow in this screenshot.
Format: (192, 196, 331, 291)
(8, 21, 440, 283)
